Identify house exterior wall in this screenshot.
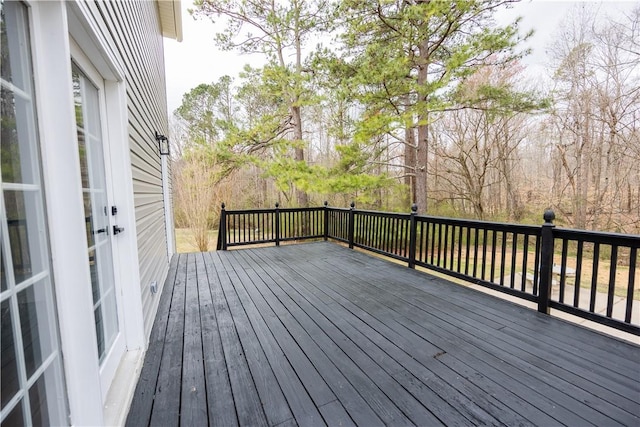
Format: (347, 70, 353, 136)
(91, 0, 172, 338)
(0, 1, 178, 425)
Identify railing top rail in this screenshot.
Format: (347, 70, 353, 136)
(224, 208, 276, 214)
(554, 227, 640, 246)
(224, 206, 325, 214)
(414, 214, 542, 234)
(354, 209, 411, 219)
(277, 207, 325, 213)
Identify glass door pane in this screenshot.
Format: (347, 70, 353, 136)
(71, 65, 119, 363)
(1, 1, 67, 425)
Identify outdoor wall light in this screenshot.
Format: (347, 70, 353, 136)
(155, 131, 170, 155)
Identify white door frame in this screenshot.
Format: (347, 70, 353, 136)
(70, 41, 127, 399)
(28, 1, 145, 424)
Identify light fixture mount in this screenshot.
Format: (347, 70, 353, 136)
(155, 131, 170, 156)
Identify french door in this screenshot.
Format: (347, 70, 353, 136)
(71, 58, 125, 394)
(1, 1, 67, 425)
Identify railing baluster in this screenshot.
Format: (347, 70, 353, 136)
(606, 245, 618, 318)
(499, 231, 507, 286)
(559, 239, 568, 303)
(418, 221, 424, 263)
(474, 228, 480, 279)
(574, 241, 583, 308)
(510, 232, 517, 289)
(457, 226, 463, 273)
(429, 222, 436, 264)
(521, 234, 529, 292)
(490, 230, 497, 283)
(589, 243, 600, 312)
(442, 224, 449, 268)
(465, 227, 471, 276)
(625, 247, 637, 323)
(275, 203, 280, 246)
(481, 228, 488, 281)
(232, 214, 236, 243)
(450, 225, 457, 270)
(533, 235, 541, 295)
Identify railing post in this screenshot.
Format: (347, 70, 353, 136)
(218, 203, 227, 251)
(275, 202, 280, 247)
(538, 209, 556, 314)
(323, 201, 329, 241)
(408, 203, 418, 268)
(348, 201, 355, 249)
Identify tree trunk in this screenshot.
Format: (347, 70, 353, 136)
(415, 42, 429, 213)
(404, 125, 416, 206)
(291, 104, 309, 207)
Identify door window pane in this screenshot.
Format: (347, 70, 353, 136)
(4, 190, 45, 284)
(72, 66, 119, 364)
(28, 369, 49, 427)
(17, 281, 55, 379)
(0, 401, 24, 427)
(1, 246, 7, 292)
(1, 300, 19, 409)
(1, 2, 67, 425)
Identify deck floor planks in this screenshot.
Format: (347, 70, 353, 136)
(328, 248, 640, 410)
(232, 251, 418, 426)
(212, 252, 296, 427)
(180, 253, 208, 425)
(228, 253, 388, 427)
(246, 246, 552, 426)
(340, 243, 638, 366)
(127, 242, 640, 427)
(243, 247, 537, 427)
(125, 255, 179, 427)
(217, 251, 330, 426)
(231, 250, 449, 427)
(205, 251, 269, 427)
(238, 248, 506, 427)
(196, 252, 238, 427)
(273, 244, 631, 425)
(304, 246, 631, 425)
(299, 245, 637, 425)
(148, 253, 187, 427)
(348, 248, 640, 381)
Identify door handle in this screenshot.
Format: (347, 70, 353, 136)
(113, 225, 124, 235)
(94, 228, 107, 235)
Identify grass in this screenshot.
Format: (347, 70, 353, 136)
(175, 228, 219, 253)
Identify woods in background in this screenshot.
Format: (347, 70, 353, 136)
(172, 0, 640, 240)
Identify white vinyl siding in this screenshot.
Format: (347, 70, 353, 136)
(75, 1, 171, 338)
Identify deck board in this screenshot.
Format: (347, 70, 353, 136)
(127, 242, 640, 427)
(297, 244, 639, 425)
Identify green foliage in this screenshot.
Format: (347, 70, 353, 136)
(336, 0, 533, 134)
(175, 76, 237, 146)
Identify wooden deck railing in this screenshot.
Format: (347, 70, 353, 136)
(217, 202, 639, 335)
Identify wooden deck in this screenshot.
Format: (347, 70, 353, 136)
(126, 242, 640, 427)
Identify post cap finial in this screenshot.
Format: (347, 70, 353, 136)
(221, 202, 225, 209)
(411, 203, 418, 213)
(543, 209, 555, 224)
(275, 202, 279, 208)
(324, 200, 328, 206)
(350, 201, 355, 209)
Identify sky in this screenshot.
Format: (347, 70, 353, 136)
(163, 0, 637, 114)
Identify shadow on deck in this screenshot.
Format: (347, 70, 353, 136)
(126, 242, 640, 427)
